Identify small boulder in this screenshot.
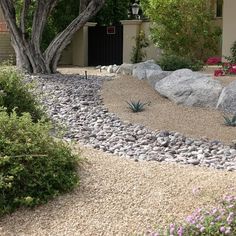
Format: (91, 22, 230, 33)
(116, 63, 133, 75)
(146, 70, 172, 88)
(216, 80, 236, 113)
(132, 60, 162, 80)
(155, 69, 223, 108)
(107, 65, 113, 73)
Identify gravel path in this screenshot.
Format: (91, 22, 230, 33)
(1, 146, 236, 236)
(1, 71, 236, 235)
(34, 73, 236, 171)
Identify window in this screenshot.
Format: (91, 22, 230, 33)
(216, 0, 223, 18)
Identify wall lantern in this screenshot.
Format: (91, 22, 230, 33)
(131, 1, 140, 19)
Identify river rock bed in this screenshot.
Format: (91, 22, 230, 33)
(34, 74, 236, 171)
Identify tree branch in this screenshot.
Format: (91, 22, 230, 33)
(45, 0, 105, 65)
(19, 0, 31, 38)
(31, 0, 58, 48)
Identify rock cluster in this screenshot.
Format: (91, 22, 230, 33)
(34, 74, 236, 171)
(118, 60, 236, 113)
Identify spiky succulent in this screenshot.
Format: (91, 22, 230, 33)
(126, 100, 149, 113)
(223, 114, 236, 126)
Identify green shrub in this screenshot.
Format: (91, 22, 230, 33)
(158, 54, 204, 71)
(141, 0, 222, 61)
(0, 110, 79, 216)
(0, 67, 44, 121)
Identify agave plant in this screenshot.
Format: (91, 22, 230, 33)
(126, 100, 149, 113)
(223, 114, 236, 126)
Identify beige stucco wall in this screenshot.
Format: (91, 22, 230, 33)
(121, 20, 161, 64)
(222, 0, 236, 58)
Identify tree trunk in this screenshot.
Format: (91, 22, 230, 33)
(0, 0, 105, 74)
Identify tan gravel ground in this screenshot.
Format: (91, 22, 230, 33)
(1, 67, 235, 235)
(1, 145, 236, 236)
(101, 75, 236, 145)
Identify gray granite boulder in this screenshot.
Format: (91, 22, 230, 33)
(132, 60, 162, 80)
(155, 69, 223, 108)
(216, 80, 236, 113)
(116, 63, 133, 75)
(146, 70, 172, 88)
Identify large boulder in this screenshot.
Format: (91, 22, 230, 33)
(146, 70, 172, 88)
(132, 60, 162, 80)
(155, 69, 223, 108)
(116, 63, 133, 75)
(216, 80, 236, 113)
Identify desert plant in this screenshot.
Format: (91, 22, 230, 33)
(130, 30, 149, 64)
(223, 114, 236, 127)
(0, 109, 79, 216)
(158, 54, 204, 71)
(0, 67, 44, 121)
(126, 100, 149, 112)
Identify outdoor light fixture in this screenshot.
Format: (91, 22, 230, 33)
(131, 1, 140, 19)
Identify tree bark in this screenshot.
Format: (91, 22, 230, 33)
(0, 0, 105, 74)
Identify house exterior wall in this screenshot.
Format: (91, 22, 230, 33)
(0, 7, 15, 63)
(120, 20, 161, 64)
(222, 0, 236, 58)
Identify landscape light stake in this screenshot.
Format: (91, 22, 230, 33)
(85, 70, 88, 79)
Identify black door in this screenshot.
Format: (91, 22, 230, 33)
(88, 25, 123, 66)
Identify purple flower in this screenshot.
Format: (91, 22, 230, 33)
(177, 226, 184, 236)
(169, 224, 175, 234)
(220, 226, 226, 233)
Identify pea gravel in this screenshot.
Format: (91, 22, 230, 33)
(1, 146, 236, 236)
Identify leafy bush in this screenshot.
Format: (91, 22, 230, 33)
(0, 110, 79, 216)
(0, 67, 43, 121)
(158, 55, 204, 71)
(141, 0, 222, 61)
(147, 195, 236, 235)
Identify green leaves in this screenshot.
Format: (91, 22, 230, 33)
(141, 0, 222, 61)
(126, 100, 149, 112)
(223, 114, 236, 127)
(0, 110, 79, 216)
(0, 67, 44, 121)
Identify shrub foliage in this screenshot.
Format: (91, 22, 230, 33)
(0, 110, 79, 216)
(158, 54, 204, 71)
(141, 0, 222, 61)
(0, 67, 43, 121)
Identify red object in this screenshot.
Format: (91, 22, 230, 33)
(229, 65, 236, 74)
(206, 57, 222, 65)
(214, 69, 224, 77)
(0, 21, 8, 32)
(107, 26, 115, 35)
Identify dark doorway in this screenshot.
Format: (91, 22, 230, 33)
(88, 25, 123, 66)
